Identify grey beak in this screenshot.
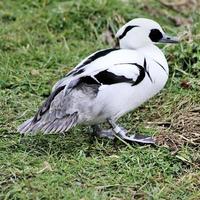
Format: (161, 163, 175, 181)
(159, 34, 179, 43)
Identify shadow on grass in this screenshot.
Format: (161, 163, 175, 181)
(2, 126, 123, 158)
(2, 125, 161, 159)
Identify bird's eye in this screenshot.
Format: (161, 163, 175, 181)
(149, 29, 163, 42)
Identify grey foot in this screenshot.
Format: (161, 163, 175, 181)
(121, 133, 155, 144)
(107, 119, 155, 145)
(91, 125, 115, 139)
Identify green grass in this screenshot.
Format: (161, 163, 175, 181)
(0, 0, 200, 199)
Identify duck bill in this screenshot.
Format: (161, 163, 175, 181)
(159, 34, 179, 43)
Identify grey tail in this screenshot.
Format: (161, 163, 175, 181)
(17, 112, 78, 135)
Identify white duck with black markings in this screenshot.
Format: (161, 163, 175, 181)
(18, 18, 179, 144)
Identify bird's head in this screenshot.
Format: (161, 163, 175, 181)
(116, 18, 179, 49)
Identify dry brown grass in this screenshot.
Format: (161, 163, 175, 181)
(156, 106, 200, 151)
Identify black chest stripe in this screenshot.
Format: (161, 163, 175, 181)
(116, 59, 152, 84)
(118, 25, 139, 40)
(129, 63, 146, 86)
(143, 58, 153, 82)
(154, 60, 167, 73)
(66, 48, 119, 77)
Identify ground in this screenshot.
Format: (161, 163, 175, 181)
(0, 0, 200, 199)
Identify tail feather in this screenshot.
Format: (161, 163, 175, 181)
(41, 120, 56, 133)
(17, 112, 78, 135)
(54, 119, 68, 133)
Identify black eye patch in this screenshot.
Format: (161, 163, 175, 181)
(149, 29, 163, 42)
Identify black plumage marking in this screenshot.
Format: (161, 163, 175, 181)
(77, 71, 133, 86)
(95, 70, 133, 85)
(66, 48, 119, 77)
(127, 63, 146, 86)
(79, 76, 99, 85)
(33, 85, 65, 122)
(77, 48, 119, 70)
(118, 25, 139, 40)
(143, 58, 153, 82)
(72, 68, 85, 76)
(116, 59, 152, 84)
(66, 70, 74, 77)
(154, 60, 167, 73)
(149, 29, 163, 42)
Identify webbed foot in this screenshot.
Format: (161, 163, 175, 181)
(107, 119, 155, 144)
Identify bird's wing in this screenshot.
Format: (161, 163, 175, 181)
(18, 48, 151, 134)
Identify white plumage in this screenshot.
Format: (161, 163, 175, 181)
(18, 18, 178, 144)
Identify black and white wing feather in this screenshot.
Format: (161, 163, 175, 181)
(52, 48, 149, 90)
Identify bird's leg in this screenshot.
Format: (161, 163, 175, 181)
(91, 125, 115, 139)
(107, 119, 155, 144)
